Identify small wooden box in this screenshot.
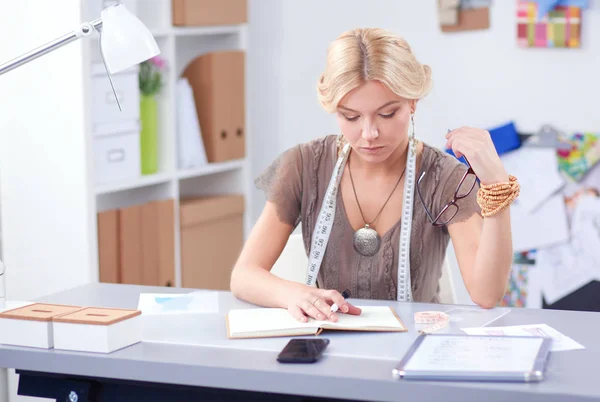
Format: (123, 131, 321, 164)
(172, 0, 247, 26)
(52, 307, 142, 353)
(0, 303, 82, 349)
(182, 51, 246, 163)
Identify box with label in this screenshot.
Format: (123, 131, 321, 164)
(93, 121, 141, 184)
(52, 307, 142, 353)
(172, 0, 247, 26)
(180, 194, 244, 290)
(182, 51, 245, 163)
(0, 303, 82, 349)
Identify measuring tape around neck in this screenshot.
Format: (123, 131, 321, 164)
(305, 137, 417, 302)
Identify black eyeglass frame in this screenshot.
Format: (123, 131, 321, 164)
(416, 156, 477, 227)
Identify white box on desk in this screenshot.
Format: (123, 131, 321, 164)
(91, 62, 140, 127)
(0, 303, 82, 349)
(52, 307, 142, 353)
(93, 120, 141, 184)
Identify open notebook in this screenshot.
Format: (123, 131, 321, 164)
(226, 306, 407, 339)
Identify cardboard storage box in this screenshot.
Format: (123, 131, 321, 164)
(0, 303, 82, 349)
(182, 51, 245, 163)
(180, 194, 244, 290)
(172, 0, 247, 26)
(52, 307, 141, 353)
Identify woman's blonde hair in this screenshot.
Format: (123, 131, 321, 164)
(317, 28, 432, 113)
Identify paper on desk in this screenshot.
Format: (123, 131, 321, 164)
(511, 193, 570, 252)
(536, 195, 600, 304)
(501, 147, 565, 213)
(462, 323, 585, 352)
(137, 291, 219, 315)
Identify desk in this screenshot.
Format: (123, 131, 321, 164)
(0, 283, 598, 402)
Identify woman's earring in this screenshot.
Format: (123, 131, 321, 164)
(409, 113, 417, 155)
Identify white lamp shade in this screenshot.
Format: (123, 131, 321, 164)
(100, 4, 160, 74)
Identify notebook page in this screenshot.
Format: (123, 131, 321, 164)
(228, 308, 317, 336)
(320, 306, 404, 329)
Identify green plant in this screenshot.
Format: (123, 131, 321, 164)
(139, 55, 166, 96)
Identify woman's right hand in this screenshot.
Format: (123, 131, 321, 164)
(287, 288, 362, 323)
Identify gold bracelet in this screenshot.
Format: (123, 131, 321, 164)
(477, 175, 520, 217)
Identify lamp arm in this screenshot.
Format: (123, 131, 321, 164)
(0, 18, 102, 77)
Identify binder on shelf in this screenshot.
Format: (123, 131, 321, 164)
(119, 205, 144, 285)
(97, 199, 175, 287)
(182, 51, 246, 163)
(98, 209, 120, 283)
(141, 199, 175, 287)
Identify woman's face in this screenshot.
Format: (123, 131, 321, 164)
(336, 80, 415, 164)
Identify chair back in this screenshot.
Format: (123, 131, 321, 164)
(270, 233, 311, 285)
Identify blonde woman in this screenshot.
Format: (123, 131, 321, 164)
(231, 28, 519, 322)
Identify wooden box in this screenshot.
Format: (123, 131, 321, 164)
(182, 51, 245, 163)
(0, 303, 81, 349)
(52, 307, 142, 353)
(180, 194, 244, 290)
(172, 0, 247, 26)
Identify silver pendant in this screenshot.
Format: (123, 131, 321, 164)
(353, 225, 381, 256)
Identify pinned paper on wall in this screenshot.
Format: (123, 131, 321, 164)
(438, 0, 491, 32)
(557, 132, 600, 182)
(517, 0, 585, 48)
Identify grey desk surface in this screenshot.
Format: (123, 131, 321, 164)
(0, 283, 598, 402)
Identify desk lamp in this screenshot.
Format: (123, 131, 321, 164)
(0, 3, 160, 306)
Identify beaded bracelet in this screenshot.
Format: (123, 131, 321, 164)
(476, 175, 520, 217)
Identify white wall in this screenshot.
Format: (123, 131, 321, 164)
(249, 0, 600, 304)
(0, 1, 93, 401)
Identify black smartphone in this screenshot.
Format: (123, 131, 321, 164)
(277, 338, 330, 363)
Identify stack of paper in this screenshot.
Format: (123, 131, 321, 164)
(462, 323, 585, 352)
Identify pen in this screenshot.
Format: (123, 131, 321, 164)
(330, 289, 351, 313)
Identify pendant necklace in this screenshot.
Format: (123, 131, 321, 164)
(348, 154, 406, 257)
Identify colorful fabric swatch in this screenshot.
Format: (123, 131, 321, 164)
(517, 1, 582, 48)
(557, 132, 600, 182)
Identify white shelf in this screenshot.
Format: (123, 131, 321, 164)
(177, 159, 246, 180)
(94, 159, 247, 194)
(95, 171, 173, 194)
(151, 25, 243, 38)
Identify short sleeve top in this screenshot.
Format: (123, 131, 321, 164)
(255, 135, 481, 303)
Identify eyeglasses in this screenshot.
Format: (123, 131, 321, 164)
(417, 157, 477, 226)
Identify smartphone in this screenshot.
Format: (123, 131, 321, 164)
(277, 338, 330, 363)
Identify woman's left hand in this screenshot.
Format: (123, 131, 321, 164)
(445, 127, 510, 186)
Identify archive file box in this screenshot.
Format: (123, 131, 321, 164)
(182, 51, 246, 163)
(0, 303, 82, 349)
(180, 194, 244, 290)
(172, 0, 247, 26)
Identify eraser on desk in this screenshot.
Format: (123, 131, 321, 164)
(52, 307, 142, 353)
(0, 303, 82, 349)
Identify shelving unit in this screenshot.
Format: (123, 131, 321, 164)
(86, 0, 252, 289)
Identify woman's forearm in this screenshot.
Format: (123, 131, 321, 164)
(230, 264, 307, 309)
(471, 208, 513, 307)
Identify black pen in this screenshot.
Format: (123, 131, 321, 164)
(330, 289, 351, 313)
